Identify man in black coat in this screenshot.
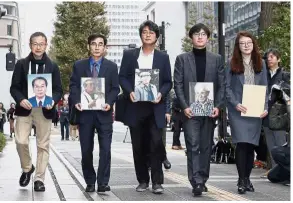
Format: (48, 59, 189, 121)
(10, 32, 63, 192)
(119, 20, 172, 194)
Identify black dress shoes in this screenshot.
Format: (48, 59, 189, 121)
(85, 185, 95, 192)
(193, 183, 203, 196)
(237, 178, 246, 194)
(19, 165, 35, 187)
(34, 180, 45, 192)
(163, 159, 171, 169)
(245, 178, 255, 192)
(97, 185, 111, 192)
(203, 184, 208, 192)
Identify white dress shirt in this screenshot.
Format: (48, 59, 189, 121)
(137, 47, 154, 69)
(270, 67, 279, 78)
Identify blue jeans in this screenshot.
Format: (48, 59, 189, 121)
(61, 120, 69, 139)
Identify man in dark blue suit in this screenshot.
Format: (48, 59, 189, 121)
(28, 76, 53, 108)
(69, 34, 119, 193)
(119, 20, 172, 194)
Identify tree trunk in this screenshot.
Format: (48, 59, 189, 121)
(259, 2, 275, 32)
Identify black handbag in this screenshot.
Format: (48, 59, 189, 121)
(115, 93, 128, 123)
(69, 105, 80, 125)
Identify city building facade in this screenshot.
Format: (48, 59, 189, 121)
(143, 1, 187, 75)
(105, 1, 146, 68)
(0, 1, 22, 108)
(225, 2, 261, 60)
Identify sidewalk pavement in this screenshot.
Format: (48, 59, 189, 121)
(0, 123, 290, 201)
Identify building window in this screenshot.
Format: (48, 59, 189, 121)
(7, 25, 12, 36)
(3, 5, 13, 15)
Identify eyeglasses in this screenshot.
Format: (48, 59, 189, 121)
(90, 42, 105, 48)
(31, 43, 47, 48)
(142, 31, 155, 36)
(239, 41, 253, 47)
(193, 32, 207, 38)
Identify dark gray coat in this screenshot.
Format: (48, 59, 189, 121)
(174, 51, 225, 111)
(225, 60, 268, 145)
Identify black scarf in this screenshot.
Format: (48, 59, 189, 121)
(28, 52, 50, 74)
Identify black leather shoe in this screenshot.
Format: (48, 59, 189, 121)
(19, 165, 35, 187)
(152, 184, 164, 194)
(237, 178, 246, 194)
(163, 159, 171, 169)
(192, 184, 203, 196)
(136, 183, 149, 192)
(34, 180, 45, 192)
(245, 178, 255, 192)
(203, 184, 208, 192)
(85, 184, 95, 192)
(97, 185, 111, 192)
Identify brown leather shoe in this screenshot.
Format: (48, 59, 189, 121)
(172, 146, 179, 150)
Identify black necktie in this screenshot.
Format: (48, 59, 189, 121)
(38, 101, 42, 107)
(92, 63, 98, 77)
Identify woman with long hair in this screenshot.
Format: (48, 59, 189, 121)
(225, 31, 269, 194)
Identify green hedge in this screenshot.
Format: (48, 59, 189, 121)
(0, 132, 6, 152)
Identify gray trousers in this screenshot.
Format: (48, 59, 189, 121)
(183, 117, 215, 187)
(263, 127, 287, 167)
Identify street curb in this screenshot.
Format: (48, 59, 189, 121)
(50, 144, 120, 201)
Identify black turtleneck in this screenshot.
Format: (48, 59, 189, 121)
(193, 47, 206, 82)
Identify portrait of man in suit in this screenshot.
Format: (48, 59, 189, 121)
(134, 70, 158, 102)
(28, 76, 53, 108)
(81, 78, 105, 110)
(190, 83, 214, 116)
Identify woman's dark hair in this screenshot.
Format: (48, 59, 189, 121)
(139, 20, 160, 39)
(189, 23, 211, 39)
(230, 31, 263, 74)
(88, 34, 107, 46)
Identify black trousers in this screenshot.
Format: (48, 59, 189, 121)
(172, 111, 183, 146)
(235, 142, 255, 179)
(268, 146, 290, 183)
(79, 119, 112, 186)
(183, 117, 215, 187)
(254, 133, 268, 162)
(130, 113, 165, 184)
(0, 120, 4, 133)
(60, 120, 69, 139)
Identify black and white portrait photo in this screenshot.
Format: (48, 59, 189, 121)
(134, 69, 159, 102)
(80, 77, 105, 110)
(189, 82, 214, 116)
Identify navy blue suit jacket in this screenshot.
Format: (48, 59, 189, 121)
(119, 48, 172, 129)
(69, 57, 120, 124)
(28, 95, 53, 108)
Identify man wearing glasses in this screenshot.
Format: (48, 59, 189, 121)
(10, 32, 63, 192)
(174, 23, 225, 196)
(69, 34, 120, 193)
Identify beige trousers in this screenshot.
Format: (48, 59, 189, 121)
(15, 108, 51, 182)
(69, 124, 79, 140)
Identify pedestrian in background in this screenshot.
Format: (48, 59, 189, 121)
(7, 102, 16, 138)
(225, 31, 268, 194)
(0, 102, 6, 133)
(59, 99, 70, 141)
(262, 49, 288, 177)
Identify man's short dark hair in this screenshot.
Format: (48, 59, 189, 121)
(88, 34, 107, 46)
(30, 32, 47, 44)
(189, 23, 211, 39)
(266, 48, 281, 60)
(32, 77, 48, 87)
(139, 20, 160, 39)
